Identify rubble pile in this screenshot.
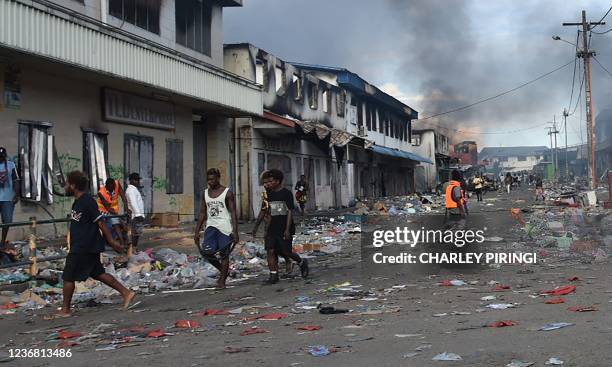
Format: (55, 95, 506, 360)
(351, 194, 445, 216)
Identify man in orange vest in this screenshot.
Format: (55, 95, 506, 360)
(98, 178, 131, 251)
(444, 170, 467, 221)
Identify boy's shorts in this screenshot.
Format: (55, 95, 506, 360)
(265, 235, 293, 253)
(200, 227, 233, 257)
(130, 216, 145, 237)
(62, 253, 105, 282)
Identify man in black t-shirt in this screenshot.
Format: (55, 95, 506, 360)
(252, 169, 308, 284)
(58, 171, 136, 318)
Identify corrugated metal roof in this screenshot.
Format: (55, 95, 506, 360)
(0, 0, 262, 116)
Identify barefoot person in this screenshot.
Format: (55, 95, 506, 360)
(194, 168, 239, 289)
(60, 171, 135, 317)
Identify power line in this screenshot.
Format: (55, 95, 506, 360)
(591, 4, 612, 30)
(567, 56, 578, 112)
(417, 60, 575, 122)
(592, 55, 612, 77)
(591, 27, 612, 34)
(568, 58, 584, 116)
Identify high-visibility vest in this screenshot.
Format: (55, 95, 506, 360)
(98, 181, 120, 214)
(445, 180, 465, 209)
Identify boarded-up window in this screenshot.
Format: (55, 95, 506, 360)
(315, 159, 321, 185)
(175, 0, 212, 56)
(166, 139, 183, 194)
(83, 131, 109, 194)
(18, 122, 54, 203)
(336, 91, 345, 117)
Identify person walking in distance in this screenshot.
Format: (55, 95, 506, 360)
(294, 175, 309, 215)
(504, 173, 513, 194)
(60, 171, 135, 317)
(0, 147, 19, 247)
(194, 168, 239, 289)
(125, 173, 145, 257)
(252, 169, 308, 284)
(534, 174, 544, 201)
(473, 174, 484, 202)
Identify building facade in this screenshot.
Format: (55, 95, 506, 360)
(480, 146, 548, 173)
(224, 44, 431, 218)
(411, 129, 450, 191)
(0, 0, 262, 239)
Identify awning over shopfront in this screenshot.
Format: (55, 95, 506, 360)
(369, 145, 434, 164)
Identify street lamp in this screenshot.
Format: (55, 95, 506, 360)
(552, 35, 577, 48)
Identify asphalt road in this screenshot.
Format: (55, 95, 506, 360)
(1, 185, 611, 367)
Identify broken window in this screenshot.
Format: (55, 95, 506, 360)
(517, 156, 527, 161)
(83, 131, 109, 194)
(336, 91, 345, 117)
(308, 81, 318, 110)
(411, 134, 421, 146)
(109, 0, 160, 34)
(356, 100, 363, 126)
(175, 0, 212, 56)
(322, 90, 331, 114)
(166, 139, 183, 194)
(275, 65, 284, 93)
(17, 122, 54, 203)
(292, 73, 303, 101)
(325, 160, 331, 185)
(315, 159, 321, 185)
(365, 104, 371, 130)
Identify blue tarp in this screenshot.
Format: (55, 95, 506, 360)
(369, 145, 434, 164)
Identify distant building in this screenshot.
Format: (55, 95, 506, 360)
(480, 146, 548, 173)
(451, 141, 478, 167)
(411, 129, 450, 191)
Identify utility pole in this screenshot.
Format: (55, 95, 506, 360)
(563, 10, 604, 188)
(563, 109, 569, 181)
(548, 118, 560, 182)
(546, 125, 556, 181)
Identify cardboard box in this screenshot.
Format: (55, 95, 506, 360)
(150, 212, 179, 227)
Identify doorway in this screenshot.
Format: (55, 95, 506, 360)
(124, 134, 154, 219)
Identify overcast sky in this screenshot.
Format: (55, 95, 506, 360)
(224, 0, 612, 149)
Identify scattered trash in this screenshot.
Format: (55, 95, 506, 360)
(493, 285, 511, 291)
(308, 345, 330, 357)
(481, 295, 497, 301)
(175, 320, 201, 329)
(432, 352, 463, 361)
(318, 306, 349, 314)
(297, 325, 321, 331)
(488, 320, 518, 328)
(403, 352, 420, 358)
(567, 306, 597, 312)
(486, 303, 515, 310)
(506, 360, 534, 367)
(224, 346, 250, 353)
(539, 323, 574, 331)
(439, 279, 467, 286)
(545, 298, 566, 304)
(240, 327, 269, 336)
(546, 357, 564, 365)
(542, 285, 576, 296)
